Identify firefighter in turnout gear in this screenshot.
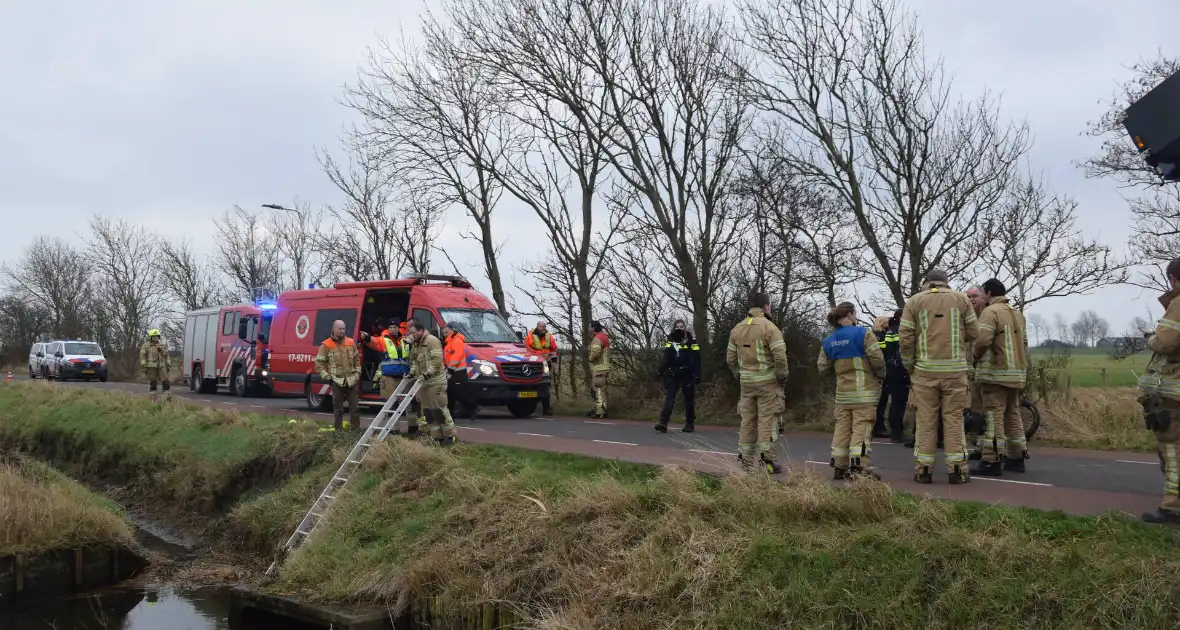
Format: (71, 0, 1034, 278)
(819, 303, 886, 479)
(407, 318, 456, 445)
(1139, 258, 1180, 525)
(140, 329, 172, 400)
(360, 321, 423, 436)
(655, 319, 701, 434)
(899, 269, 979, 484)
(315, 320, 362, 432)
(971, 279, 1031, 477)
(525, 321, 558, 415)
(587, 321, 611, 419)
(726, 293, 789, 474)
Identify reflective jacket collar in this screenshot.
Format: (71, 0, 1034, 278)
(747, 307, 766, 319)
(926, 281, 950, 291)
(987, 296, 1010, 307)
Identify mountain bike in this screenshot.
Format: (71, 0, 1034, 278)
(1020, 396, 1041, 440)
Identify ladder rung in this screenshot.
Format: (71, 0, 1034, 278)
(295, 529, 310, 536)
(333, 476, 348, 483)
(347, 459, 362, 464)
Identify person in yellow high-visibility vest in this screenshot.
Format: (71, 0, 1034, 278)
(360, 320, 423, 436)
(525, 321, 559, 415)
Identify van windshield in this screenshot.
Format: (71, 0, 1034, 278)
(65, 342, 102, 355)
(439, 309, 517, 343)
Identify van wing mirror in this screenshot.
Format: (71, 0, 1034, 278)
(55, 351, 64, 358)
(36, 352, 44, 358)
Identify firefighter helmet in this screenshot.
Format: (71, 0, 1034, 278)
(148, 329, 161, 337)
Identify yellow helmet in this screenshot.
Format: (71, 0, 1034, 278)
(148, 329, 161, 337)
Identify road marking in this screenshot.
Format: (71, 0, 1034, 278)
(1117, 460, 1157, 465)
(593, 439, 637, 446)
(249, 405, 265, 408)
(518, 432, 553, 438)
(805, 460, 827, 465)
(585, 420, 616, 425)
(223, 402, 237, 405)
(689, 449, 734, 456)
(974, 477, 1053, 487)
(462, 427, 486, 431)
(316, 412, 332, 416)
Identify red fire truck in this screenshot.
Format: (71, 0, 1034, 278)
(261, 274, 550, 417)
(182, 300, 275, 396)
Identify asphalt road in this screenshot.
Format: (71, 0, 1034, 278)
(8, 376, 1167, 518)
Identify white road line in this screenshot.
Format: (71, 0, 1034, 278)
(1117, 460, 1157, 465)
(461, 427, 486, 431)
(223, 402, 237, 405)
(805, 460, 828, 465)
(585, 420, 616, 425)
(593, 439, 638, 446)
(316, 412, 332, 416)
(249, 405, 265, 408)
(518, 432, 553, 438)
(689, 449, 734, 456)
(974, 477, 1053, 487)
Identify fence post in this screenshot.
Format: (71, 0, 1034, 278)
(1066, 372, 1072, 403)
(1102, 367, 1109, 388)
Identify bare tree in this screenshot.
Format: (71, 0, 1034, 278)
(159, 238, 228, 313)
(1, 237, 92, 339)
(1026, 312, 1048, 346)
(1053, 313, 1069, 344)
(601, 244, 675, 377)
(443, 0, 630, 382)
(570, 0, 750, 353)
(86, 215, 168, 367)
(1083, 52, 1180, 290)
(740, 0, 1029, 309)
(346, 23, 512, 314)
(0, 294, 50, 365)
(978, 172, 1129, 309)
(212, 205, 283, 300)
(1071, 310, 1109, 348)
(266, 199, 323, 291)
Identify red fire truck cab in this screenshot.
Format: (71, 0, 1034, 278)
(183, 302, 275, 396)
(266, 274, 551, 417)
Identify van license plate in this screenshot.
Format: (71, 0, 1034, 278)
(518, 391, 538, 399)
(82, 370, 95, 374)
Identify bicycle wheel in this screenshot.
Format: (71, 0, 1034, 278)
(1021, 398, 1041, 440)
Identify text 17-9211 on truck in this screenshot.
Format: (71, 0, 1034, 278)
(185, 274, 552, 417)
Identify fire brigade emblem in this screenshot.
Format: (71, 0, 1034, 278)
(295, 315, 310, 340)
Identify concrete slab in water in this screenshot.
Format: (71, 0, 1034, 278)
(229, 585, 391, 630)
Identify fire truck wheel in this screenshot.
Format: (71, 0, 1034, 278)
(230, 367, 248, 398)
(306, 382, 332, 411)
(190, 367, 202, 393)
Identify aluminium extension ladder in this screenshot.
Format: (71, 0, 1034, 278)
(265, 376, 424, 576)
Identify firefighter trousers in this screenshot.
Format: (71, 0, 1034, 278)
(979, 383, 1026, 462)
(1146, 398, 1180, 514)
(738, 380, 784, 463)
(380, 375, 423, 430)
(418, 381, 456, 439)
(591, 372, 609, 417)
(911, 374, 969, 475)
(330, 382, 361, 431)
(145, 367, 170, 392)
(831, 405, 875, 469)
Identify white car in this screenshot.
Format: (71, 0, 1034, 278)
(47, 340, 109, 382)
(28, 342, 48, 378)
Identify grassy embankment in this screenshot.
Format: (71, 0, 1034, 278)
(0, 455, 133, 555)
(3, 381, 1180, 628)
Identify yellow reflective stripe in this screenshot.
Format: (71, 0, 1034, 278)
(835, 391, 880, 404)
(899, 319, 914, 329)
(878, 341, 887, 348)
(1003, 326, 1015, 371)
(854, 357, 864, 392)
(980, 323, 996, 332)
(1160, 318, 1180, 333)
(689, 344, 700, 350)
(769, 339, 785, 351)
(884, 333, 899, 342)
(951, 308, 961, 360)
(918, 311, 929, 360)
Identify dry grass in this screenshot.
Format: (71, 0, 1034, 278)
(272, 438, 1180, 630)
(0, 456, 133, 555)
(1037, 388, 1154, 452)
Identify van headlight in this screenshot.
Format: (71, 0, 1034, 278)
(543, 362, 550, 375)
(471, 360, 497, 378)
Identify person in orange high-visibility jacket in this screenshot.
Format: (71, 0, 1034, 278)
(442, 324, 480, 420)
(525, 320, 558, 415)
(360, 320, 423, 436)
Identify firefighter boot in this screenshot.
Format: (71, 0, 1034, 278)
(971, 460, 1003, 477)
(849, 458, 881, 481)
(437, 436, 456, 447)
(915, 466, 933, 484)
(761, 453, 783, 475)
(1141, 509, 1180, 525)
(949, 464, 971, 485)
(968, 449, 983, 461)
(407, 423, 420, 437)
(831, 458, 849, 480)
(1003, 452, 1028, 473)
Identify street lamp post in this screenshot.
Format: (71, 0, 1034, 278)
(261, 203, 310, 289)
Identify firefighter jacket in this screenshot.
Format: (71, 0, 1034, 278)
(140, 340, 171, 370)
(899, 281, 979, 378)
(818, 325, 885, 407)
(315, 336, 361, 387)
(588, 332, 611, 374)
(1140, 288, 1180, 402)
(726, 307, 789, 386)
(875, 326, 907, 386)
(658, 333, 701, 384)
(526, 329, 558, 359)
(443, 332, 473, 370)
(410, 332, 448, 387)
(973, 296, 1029, 388)
(366, 334, 411, 377)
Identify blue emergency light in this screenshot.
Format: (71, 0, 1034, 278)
(258, 302, 278, 311)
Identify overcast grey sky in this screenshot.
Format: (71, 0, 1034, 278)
(1, 0, 1176, 334)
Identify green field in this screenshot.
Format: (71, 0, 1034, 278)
(1030, 347, 1150, 388)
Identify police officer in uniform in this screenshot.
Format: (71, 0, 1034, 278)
(655, 319, 701, 434)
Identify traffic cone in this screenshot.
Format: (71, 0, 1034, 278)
(5, 371, 11, 382)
